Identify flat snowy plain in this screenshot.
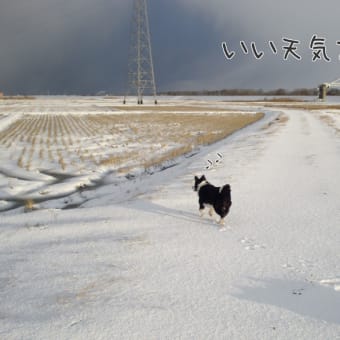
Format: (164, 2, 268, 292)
(0, 96, 340, 339)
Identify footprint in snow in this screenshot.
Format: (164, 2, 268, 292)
(292, 288, 305, 296)
(218, 225, 232, 232)
(282, 258, 315, 276)
(240, 237, 266, 250)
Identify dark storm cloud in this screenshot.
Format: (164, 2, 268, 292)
(0, 0, 130, 94)
(1, 0, 340, 94)
(175, 0, 340, 90)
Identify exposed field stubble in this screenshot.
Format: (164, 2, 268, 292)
(0, 111, 263, 174)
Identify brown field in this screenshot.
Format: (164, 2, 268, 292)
(100, 112, 264, 171)
(113, 105, 239, 112)
(0, 111, 264, 173)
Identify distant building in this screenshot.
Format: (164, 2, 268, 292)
(0, 92, 3, 97)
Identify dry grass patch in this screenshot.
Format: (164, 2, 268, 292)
(319, 114, 340, 134)
(320, 114, 335, 125)
(96, 112, 264, 171)
(261, 103, 340, 110)
(99, 151, 139, 167)
(24, 199, 35, 212)
(263, 97, 306, 103)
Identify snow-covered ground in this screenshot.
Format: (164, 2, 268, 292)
(0, 99, 340, 339)
(0, 96, 262, 212)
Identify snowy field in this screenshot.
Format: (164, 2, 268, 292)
(0, 97, 340, 339)
(0, 96, 261, 212)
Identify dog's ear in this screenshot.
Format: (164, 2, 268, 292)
(194, 176, 198, 181)
(201, 175, 206, 181)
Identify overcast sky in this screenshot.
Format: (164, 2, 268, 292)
(1, 0, 340, 95)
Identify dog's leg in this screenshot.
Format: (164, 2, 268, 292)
(199, 201, 205, 217)
(218, 217, 225, 225)
(209, 206, 214, 217)
(199, 208, 205, 217)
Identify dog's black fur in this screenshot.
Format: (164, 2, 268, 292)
(193, 175, 232, 224)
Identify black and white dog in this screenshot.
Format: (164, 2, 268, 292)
(193, 175, 232, 225)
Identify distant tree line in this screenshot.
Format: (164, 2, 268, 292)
(160, 88, 340, 96)
(0, 95, 35, 100)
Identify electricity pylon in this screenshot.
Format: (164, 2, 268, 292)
(124, 0, 157, 104)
